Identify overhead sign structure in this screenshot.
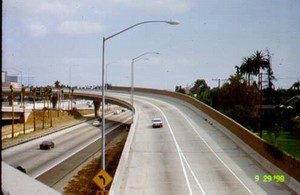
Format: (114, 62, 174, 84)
(93, 169, 113, 190)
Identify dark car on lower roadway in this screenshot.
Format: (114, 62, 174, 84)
(40, 141, 55, 150)
(13, 165, 27, 173)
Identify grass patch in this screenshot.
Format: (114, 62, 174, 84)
(77, 109, 94, 116)
(263, 130, 300, 160)
(275, 132, 300, 160)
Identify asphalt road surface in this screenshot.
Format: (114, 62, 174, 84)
(111, 91, 298, 195)
(2, 110, 131, 186)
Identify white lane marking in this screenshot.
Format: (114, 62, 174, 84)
(32, 134, 101, 178)
(166, 100, 254, 195)
(141, 99, 206, 195)
(112, 93, 252, 194)
(152, 103, 193, 195)
(32, 117, 131, 178)
(179, 147, 206, 194)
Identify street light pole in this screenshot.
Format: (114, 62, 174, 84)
(101, 37, 106, 170)
(105, 62, 118, 96)
(69, 65, 78, 110)
(131, 52, 159, 120)
(8, 68, 23, 107)
(101, 20, 179, 171)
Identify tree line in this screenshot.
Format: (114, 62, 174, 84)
(175, 50, 300, 140)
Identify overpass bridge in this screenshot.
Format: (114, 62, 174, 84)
(2, 107, 28, 122)
(1, 88, 132, 122)
(2, 87, 300, 194)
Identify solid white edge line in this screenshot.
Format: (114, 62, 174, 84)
(143, 100, 206, 195)
(171, 104, 253, 195)
(116, 94, 195, 194)
(155, 104, 193, 195)
(113, 93, 251, 194)
(32, 117, 131, 179)
(179, 148, 206, 194)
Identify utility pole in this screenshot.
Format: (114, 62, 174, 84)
(212, 78, 227, 88)
(212, 78, 227, 109)
(258, 72, 268, 137)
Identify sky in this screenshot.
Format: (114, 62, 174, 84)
(3, 0, 300, 90)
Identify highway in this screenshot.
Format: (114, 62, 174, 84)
(110, 91, 298, 195)
(2, 110, 131, 187)
(2, 90, 299, 194)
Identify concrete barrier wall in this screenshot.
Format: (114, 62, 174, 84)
(110, 110, 139, 195)
(112, 86, 300, 182)
(72, 92, 133, 110)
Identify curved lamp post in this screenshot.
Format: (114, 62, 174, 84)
(69, 65, 78, 110)
(101, 20, 179, 170)
(8, 68, 23, 107)
(131, 52, 160, 120)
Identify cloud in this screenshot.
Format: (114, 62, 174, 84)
(37, 1, 70, 15)
(4, 0, 76, 19)
(111, 0, 193, 14)
(27, 24, 48, 36)
(57, 21, 104, 35)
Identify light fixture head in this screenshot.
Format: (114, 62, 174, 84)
(166, 20, 180, 25)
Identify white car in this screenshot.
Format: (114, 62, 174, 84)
(152, 118, 163, 128)
(92, 120, 101, 127)
(113, 110, 121, 115)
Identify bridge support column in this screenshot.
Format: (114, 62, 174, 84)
(94, 100, 101, 117)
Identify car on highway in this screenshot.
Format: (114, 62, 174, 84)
(40, 141, 55, 150)
(92, 120, 101, 127)
(13, 165, 27, 173)
(113, 110, 121, 115)
(152, 117, 163, 128)
(86, 101, 92, 107)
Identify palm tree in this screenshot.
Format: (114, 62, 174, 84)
(265, 50, 276, 90)
(10, 85, 15, 138)
(21, 85, 26, 133)
(266, 65, 275, 90)
(54, 80, 61, 116)
(240, 50, 275, 138)
(46, 86, 53, 127)
(240, 50, 273, 87)
(45, 86, 49, 118)
(251, 50, 270, 74)
(31, 87, 37, 131)
(42, 88, 46, 129)
(42, 86, 50, 128)
(290, 81, 300, 91)
(240, 57, 254, 84)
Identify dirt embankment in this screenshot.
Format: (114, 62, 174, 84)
(64, 130, 128, 194)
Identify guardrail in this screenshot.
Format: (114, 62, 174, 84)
(111, 86, 300, 183)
